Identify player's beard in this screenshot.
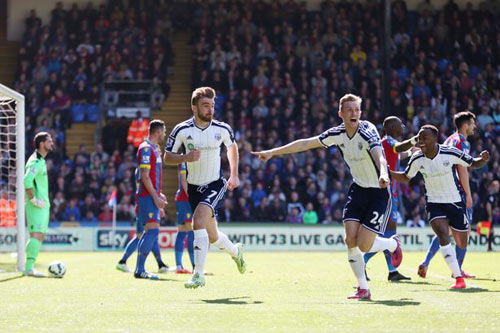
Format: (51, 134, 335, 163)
(197, 111, 213, 123)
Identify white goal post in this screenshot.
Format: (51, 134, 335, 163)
(0, 84, 25, 272)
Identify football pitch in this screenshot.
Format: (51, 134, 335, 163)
(1, 251, 500, 332)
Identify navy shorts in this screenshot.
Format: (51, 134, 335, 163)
(136, 196, 160, 233)
(426, 201, 469, 232)
(176, 200, 192, 225)
(187, 178, 227, 218)
(343, 183, 392, 235)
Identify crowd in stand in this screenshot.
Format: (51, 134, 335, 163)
(8, 0, 175, 224)
(4, 0, 500, 226)
(15, 0, 173, 159)
(191, 0, 500, 225)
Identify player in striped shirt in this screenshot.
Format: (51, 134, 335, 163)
(418, 111, 477, 279)
(253, 94, 402, 300)
(133, 120, 168, 280)
(164, 87, 246, 289)
(391, 125, 489, 289)
(364, 116, 411, 281)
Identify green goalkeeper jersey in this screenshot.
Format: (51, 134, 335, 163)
(24, 151, 50, 209)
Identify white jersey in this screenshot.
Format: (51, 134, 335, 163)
(166, 117, 235, 186)
(404, 145, 474, 203)
(318, 120, 384, 188)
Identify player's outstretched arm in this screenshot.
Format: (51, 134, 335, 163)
(163, 149, 200, 165)
(394, 135, 418, 153)
(227, 143, 240, 191)
(251, 136, 323, 162)
(370, 146, 390, 188)
(470, 150, 490, 169)
(390, 170, 411, 183)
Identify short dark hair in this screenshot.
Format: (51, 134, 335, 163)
(383, 116, 401, 131)
(421, 124, 439, 137)
(34, 132, 50, 149)
(454, 111, 476, 130)
(191, 87, 215, 106)
(149, 119, 165, 134)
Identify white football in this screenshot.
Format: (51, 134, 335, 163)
(48, 261, 66, 278)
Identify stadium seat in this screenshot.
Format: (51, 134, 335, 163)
(87, 104, 99, 122)
(71, 104, 86, 123)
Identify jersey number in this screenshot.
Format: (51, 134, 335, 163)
(370, 211, 384, 230)
(206, 190, 218, 202)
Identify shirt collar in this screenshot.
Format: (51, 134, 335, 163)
(192, 117, 212, 131)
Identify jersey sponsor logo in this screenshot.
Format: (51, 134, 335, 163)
(187, 135, 193, 140)
(215, 133, 221, 141)
(420, 165, 425, 169)
(143, 155, 150, 163)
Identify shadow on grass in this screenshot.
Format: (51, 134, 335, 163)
(201, 296, 263, 305)
(390, 280, 439, 286)
(446, 287, 500, 294)
(365, 298, 421, 306)
(0, 273, 25, 283)
(473, 278, 498, 282)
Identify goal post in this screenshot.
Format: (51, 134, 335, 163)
(0, 84, 25, 272)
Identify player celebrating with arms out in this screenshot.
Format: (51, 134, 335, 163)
(133, 120, 168, 280)
(391, 125, 489, 289)
(164, 87, 246, 289)
(253, 94, 402, 300)
(24, 132, 54, 277)
(418, 111, 477, 279)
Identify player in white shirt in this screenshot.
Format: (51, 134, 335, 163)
(391, 125, 489, 289)
(163, 87, 246, 288)
(252, 94, 402, 300)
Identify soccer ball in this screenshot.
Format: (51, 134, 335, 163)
(48, 261, 66, 278)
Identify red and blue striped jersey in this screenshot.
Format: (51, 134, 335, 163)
(444, 132, 470, 192)
(135, 139, 162, 198)
(175, 163, 189, 202)
(382, 136, 401, 197)
(444, 132, 470, 154)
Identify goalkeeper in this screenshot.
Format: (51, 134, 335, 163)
(23, 132, 53, 277)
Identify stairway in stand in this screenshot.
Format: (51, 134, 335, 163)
(65, 123, 95, 159)
(153, 31, 192, 221)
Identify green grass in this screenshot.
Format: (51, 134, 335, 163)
(1, 251, 500, 332)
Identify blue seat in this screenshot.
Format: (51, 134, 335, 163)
(86, 104, 99, 122)
(71, 104, 86, 123)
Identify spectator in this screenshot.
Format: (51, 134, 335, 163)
(98, 204, 113, 222)
(302, 202, 319, 225)
(406, 212, 426, 228)
(127, 111, 150, 148)
(285, 207, 302, 224)
(62, 198, 81, 221)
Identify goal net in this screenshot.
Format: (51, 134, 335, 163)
(0, 84, 25, 272)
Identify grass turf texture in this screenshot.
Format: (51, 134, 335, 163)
(1, 251, 500, 332)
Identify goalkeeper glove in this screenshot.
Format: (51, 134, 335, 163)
(30, 197, 45, 208)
